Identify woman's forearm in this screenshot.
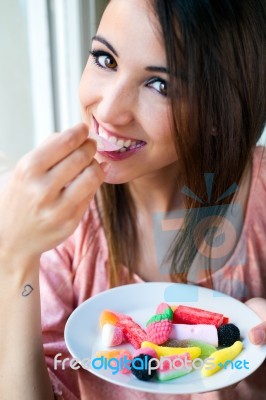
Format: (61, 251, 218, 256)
(0, 255, 54, 400)
(0, 125, 106, 399)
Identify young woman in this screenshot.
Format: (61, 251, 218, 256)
(0, 0, 265, 399)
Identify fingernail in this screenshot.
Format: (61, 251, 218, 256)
(251, 329, 265, 344)
(100, 162, 111, 174)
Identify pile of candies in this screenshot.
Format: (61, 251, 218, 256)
(95, 303, 242, 382)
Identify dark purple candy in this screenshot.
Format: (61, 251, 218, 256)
(218, 323, 240, 347)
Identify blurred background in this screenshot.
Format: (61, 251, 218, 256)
(0, 0, 265, 164)
(0, 0, 108, 163)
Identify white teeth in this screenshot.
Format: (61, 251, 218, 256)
(117, 139, 125, 147)
(97, 125, 140, 149)
(109, 136, 117, 144)
(124, 139, 132, 148)
(119, 147, 127, 153)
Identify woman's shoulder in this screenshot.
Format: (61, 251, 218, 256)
(68, 196, 107, 258)
(252, 145, 266, 174)
(245, 146, 266, 228)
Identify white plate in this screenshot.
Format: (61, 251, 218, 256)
(64, 282, 266, 394)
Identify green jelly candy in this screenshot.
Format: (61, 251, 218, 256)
(165, 339, 216, 359)
(184, 340, 217, 358)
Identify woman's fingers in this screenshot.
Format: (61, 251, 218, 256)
(249, 322, 266, 345)
(61, 159, 104, 205)
(18, 123, 90, 175)
(0, 123, 107, 258)
(246, 298, 266, 345)
(46, 160, 105, 240)
(46, 138, 97, 194)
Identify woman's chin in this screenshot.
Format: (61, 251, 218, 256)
(103, 170, 131, 185)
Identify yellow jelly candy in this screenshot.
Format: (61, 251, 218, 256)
(141, 341, 201, 359)
(99, 310, 119, 328)
(95, 350, 122, 360)
(201, 340, 243, 377)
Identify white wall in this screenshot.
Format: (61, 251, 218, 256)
(0, 0, 108, 163)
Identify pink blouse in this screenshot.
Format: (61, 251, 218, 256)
(40, 146, 266, 400)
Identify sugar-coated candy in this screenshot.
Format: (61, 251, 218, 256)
(99, 310, 146, 349)
(217, 323, 240, 347)
(156, 302, 170, 314)
(146, 303, 173, 344)
(116, 318, 147, 349)
(169, 323, 218, 347)
(155, 303, 174, 320)
(141, 341, 201, 359)
(131, 354, 157, 381)
(173, 305, 225, 328)
(201, 340, 243, 377)
(146, 319, 173, 345)
(99, 310, 119, 328)
(157, 353, 192, 381)
(101, 323, 125, 347)
(99, 310, 131, 328)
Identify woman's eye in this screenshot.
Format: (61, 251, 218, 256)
(147, 79, 168, 97)
(90, 50, 117, 70)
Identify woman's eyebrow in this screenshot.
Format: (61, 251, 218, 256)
(92, 35, 119, 57)
(145, 66, 169, 74)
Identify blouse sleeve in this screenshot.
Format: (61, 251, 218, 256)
(40, 236, 80, 400)
(39, 203, 109, 399)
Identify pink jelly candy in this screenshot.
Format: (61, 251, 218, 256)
(102, 323, 125, 347)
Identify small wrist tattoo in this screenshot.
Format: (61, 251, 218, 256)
(22, 284, 33, 297)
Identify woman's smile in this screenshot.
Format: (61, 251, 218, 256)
(92, 116, 147, 159)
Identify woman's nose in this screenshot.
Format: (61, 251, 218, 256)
(96, 79, 135, 126)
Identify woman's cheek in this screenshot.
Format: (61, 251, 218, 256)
(79, 68, 96, 107)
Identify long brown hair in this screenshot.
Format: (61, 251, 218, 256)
(98, 0, 266, 287)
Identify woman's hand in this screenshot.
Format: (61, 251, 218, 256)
(0, 123, 106, 266)
(246, 298, 266, 345)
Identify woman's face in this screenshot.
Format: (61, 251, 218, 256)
(79, 0, 178, 183)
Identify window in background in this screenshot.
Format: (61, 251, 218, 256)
(46, 0, 108, 133)
(0, 0, 107, 162)
(0, 0, 35, 161)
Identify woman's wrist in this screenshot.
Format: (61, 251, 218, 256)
(0, 249, 41, 281)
